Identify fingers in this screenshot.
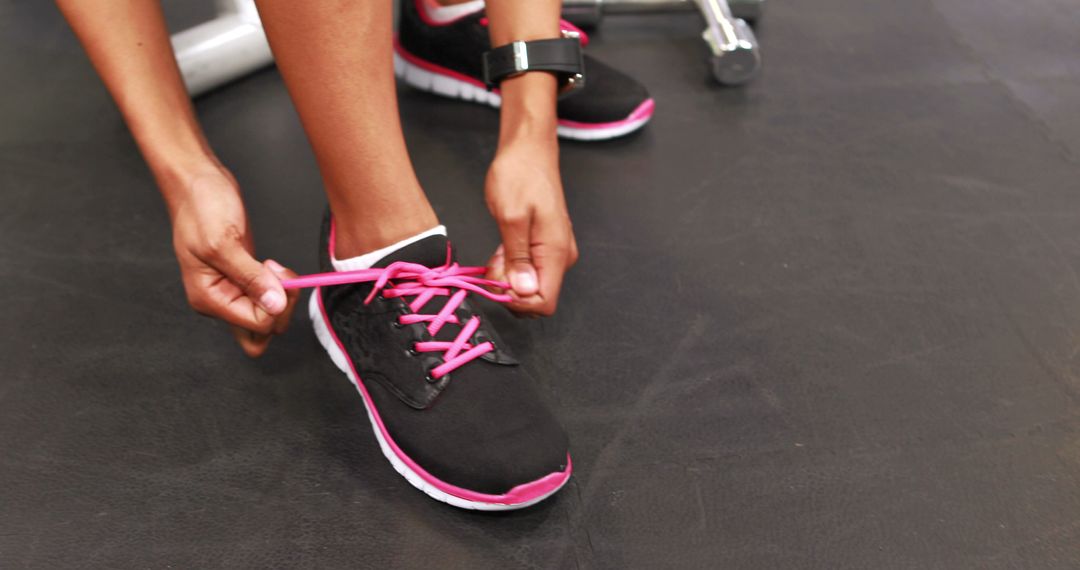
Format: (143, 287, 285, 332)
(190, 260, 300, 358)
(185, 227, 291, 337)
(200, 260, 299, 358)
(185, 269, 275, 334)
(534, 239, 572, 315)
(231, 325, 272, 357)
(485, 245, 509, 293)
(265, 259, 300, 335)
(495, 211, 540, 298)
(506, 246, 568, 317)
(183, 252, 301, 357)
(504, 219, 575, 317)
(200, 226, 288, 317)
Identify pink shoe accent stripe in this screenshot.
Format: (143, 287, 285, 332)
(556, 97, 656, 131)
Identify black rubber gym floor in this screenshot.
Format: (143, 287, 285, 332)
(4, 0, 1080, 567)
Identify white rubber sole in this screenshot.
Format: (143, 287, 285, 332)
(393, 51, 651, 141)
(308, 292, 567, 511)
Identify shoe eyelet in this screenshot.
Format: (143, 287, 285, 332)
(392, 319, 404, 329)
(406, 346, 419, 357)
(473, 332, 494, 352)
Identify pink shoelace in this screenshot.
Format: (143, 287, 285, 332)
(282, 260, 511, 380)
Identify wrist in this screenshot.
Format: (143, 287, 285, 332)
(496, 123, 559, 162)
(497, 72, 558, 147)
(150, 152, 233, 220)
(492, 130, 560, 179)
(140, 126, 214, 173)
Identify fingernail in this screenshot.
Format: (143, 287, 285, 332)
(511, 270, 538, 294)
(266, 259, 286, 275)
(260, 290, 286, 313)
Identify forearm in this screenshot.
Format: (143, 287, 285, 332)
(56, 0, 216, 212)
(484, 0, 562, 148)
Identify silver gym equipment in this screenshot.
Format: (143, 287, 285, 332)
(561, 0, 763, 85)
(171, 0, 272, 96)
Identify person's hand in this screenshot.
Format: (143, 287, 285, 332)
(484, 139, 578, 316)
(169, 165, 300, 356)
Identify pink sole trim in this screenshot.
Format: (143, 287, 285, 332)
(393, 39, 655, 134)
(556, 98, 656, 131)
(319, 221, 571, 507)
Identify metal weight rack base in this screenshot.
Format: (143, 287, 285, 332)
(562, 0, 764, 85)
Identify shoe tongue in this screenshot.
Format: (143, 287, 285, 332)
(372, 234, 452, 269)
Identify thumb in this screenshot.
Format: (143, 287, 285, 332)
(213, 241, 287, 315)
(497, 215, 539, 297)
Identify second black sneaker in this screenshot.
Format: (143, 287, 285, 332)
(395, 0, 655, 141)
(300, 214, 572, 510)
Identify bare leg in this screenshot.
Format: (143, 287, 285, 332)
(254, 0, 439, 259)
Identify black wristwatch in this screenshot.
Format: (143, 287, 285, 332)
(482, 31, 585, 95)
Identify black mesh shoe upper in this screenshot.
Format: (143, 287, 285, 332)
(317, 214, 569, 495)
(397, 0, 651, 124)
(557, 56, 651, 124)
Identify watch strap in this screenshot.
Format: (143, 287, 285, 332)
(482, 37, 584, 90)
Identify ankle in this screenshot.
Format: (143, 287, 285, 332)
(333, 213, 441, 260)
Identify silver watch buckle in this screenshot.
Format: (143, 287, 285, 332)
(511, 41, 529, 73)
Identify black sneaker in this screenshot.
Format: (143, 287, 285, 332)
(306, 213, 572, 509)
(395, 0, 655, 141)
